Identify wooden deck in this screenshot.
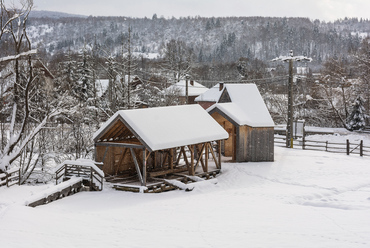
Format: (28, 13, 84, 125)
(109, 169, 220, 193)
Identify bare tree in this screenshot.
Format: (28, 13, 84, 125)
(163, 39, 194, 83)
(0, 0, 70, 183)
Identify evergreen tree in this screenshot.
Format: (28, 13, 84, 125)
(347, 96, 366, 131)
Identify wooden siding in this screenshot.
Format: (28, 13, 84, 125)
(211, 112, 235, 160)
(236, 126, 274, 162)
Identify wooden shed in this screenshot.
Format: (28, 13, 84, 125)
(93, 104, 228, 189)
(207, 84, 275, 162)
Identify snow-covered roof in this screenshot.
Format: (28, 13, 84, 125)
(208, 84, 274, 127)
(165, 80, 208, 97)
(94, 104, 228, 152)
(194, 83, 224, 102)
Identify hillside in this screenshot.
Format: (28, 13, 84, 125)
(24, 15, 370, 69)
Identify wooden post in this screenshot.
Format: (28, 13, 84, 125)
(143, 149, 147, 186)
(169, 148, 173, 170)
(360, 140, 363, 157)
(205, 143, 209, 172)
(218, 140, 222, 170)
(90, 169, 93, 191)
(302, 135, 305, 150)
(130, 148, 144, 186)
(287, 57, 294, 148)
(190, 145, 195, 176)
(346, 139, 350, 155)
(326, 141, 328, 151)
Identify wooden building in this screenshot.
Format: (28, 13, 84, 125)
(195, 83, 224, 109)
(165, 80, 209, 104)
(93, 104, 228, 188)
(205, 84, 275, 162)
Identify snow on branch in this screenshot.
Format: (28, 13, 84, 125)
(272, 55, 312, 62)
(0, 49, 37, 63)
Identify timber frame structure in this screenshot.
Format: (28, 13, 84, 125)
(93, 105, 228, 191)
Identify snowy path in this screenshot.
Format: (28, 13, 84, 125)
(1, 147, 370, 247)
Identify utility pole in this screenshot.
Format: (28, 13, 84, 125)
(185, 74, 190, 104)
(272, 50, 312, 148)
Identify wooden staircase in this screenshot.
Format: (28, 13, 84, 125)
(55, 160, 104, 191)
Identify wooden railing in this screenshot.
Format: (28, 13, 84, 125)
(0, 168, 20, 187)
(55, 161, 104, 191)
(275, 136, 370, 156)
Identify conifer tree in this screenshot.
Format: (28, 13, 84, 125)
(347, 96, 367, 131)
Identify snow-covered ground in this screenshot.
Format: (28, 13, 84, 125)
(1, 136, 370, 247)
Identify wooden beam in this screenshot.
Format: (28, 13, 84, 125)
(194, 143, 206, 172)
(102, 146, 109, 163)
(169, 148, 174, 170)
(146, 151, 152, 161)
(188, 145, 195, 176)
(96, 142, 145, 150)
(209, 142, 220, 169)
(162, 150, 169, 168)
(218, 140, 222, 169)
(143, 148, 147, 186)
(179, 146, 190, 170)
(130, 148, 144, 186)
(205, 143, 209, 172)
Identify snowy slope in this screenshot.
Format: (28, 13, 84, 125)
(1, 145, 370, 247)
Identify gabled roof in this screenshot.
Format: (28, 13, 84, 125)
(93, 104, 228, 152)
(194, 83, 223, 102)
(207, 84, 274, 127)
(165, 80, 208, 97)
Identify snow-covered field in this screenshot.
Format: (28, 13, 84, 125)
(1, 136, 370, 247)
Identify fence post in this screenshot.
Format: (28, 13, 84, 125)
(346, 139, 350, 155)
(326, 141, 328, 151)
(360, 140, 363, 157)
(302, 135, 305, 150)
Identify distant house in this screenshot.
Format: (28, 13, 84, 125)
(93, 104, 228, 189)
(203, 83, 275, 162)
(165, 80, 209, 104)
(195, 83, 224, 109)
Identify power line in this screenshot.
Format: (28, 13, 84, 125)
(139, 75, 289, 88)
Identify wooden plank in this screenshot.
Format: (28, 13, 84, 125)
(130, 148, 144, 186)
(96, 142, 145, 150)
(115, 148, 128, 175)
(148, 167, 188, 177)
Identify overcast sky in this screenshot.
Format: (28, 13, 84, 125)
(32, 0, 370, 22)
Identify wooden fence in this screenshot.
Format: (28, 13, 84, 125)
(275, 136, 370, 156)
(55, 162, 103, 191)
(0, 168, 21, 187)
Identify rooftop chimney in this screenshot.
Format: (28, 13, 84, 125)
(219, 82, 224, 91)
